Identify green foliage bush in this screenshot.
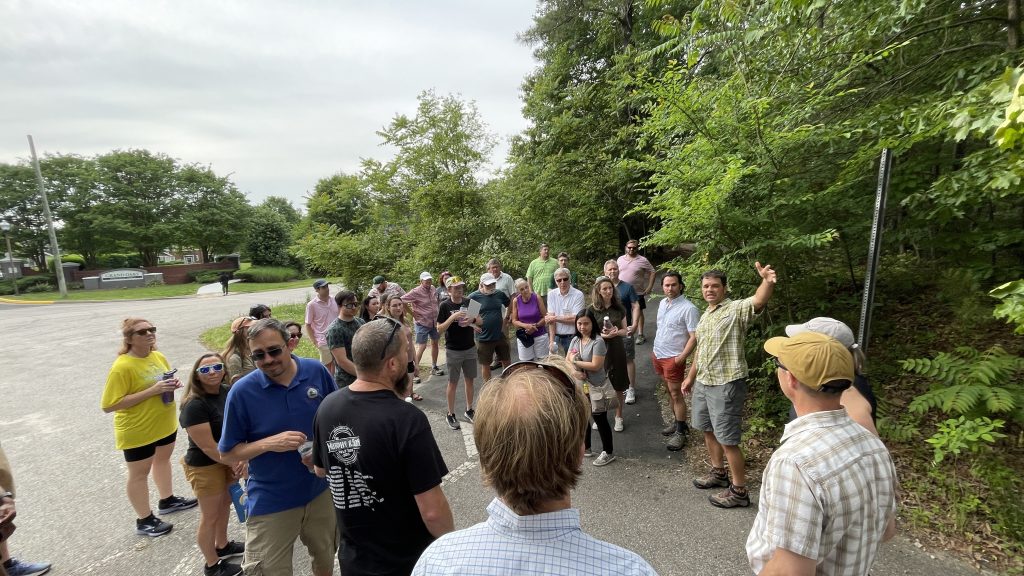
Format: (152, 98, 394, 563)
(245, 207, 292, 267)
(24, 282, 55, 293)
(0, 275, 58, 295)
(189, 270, 227, 283)
(47, 254, 86, 272)
(97, 253, 143, 269)
(234, 266, 301, 283)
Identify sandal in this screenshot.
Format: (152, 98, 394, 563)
(411, 393, 424, 401)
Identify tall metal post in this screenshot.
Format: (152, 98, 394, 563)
(857, 149, 892, 351)
(28, 135, 67, 297)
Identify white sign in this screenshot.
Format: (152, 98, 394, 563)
(100, 269, 144, 281)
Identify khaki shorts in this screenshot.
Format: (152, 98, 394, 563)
(182, 458, 233, 497)
(476, 338, 510, 364)
(317, 344, 332, 365)
(691, 378, 747, 446)
(243, 488, 337, 576)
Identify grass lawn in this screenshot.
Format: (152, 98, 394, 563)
(200, 303, 319, 359)
(2, 279, 314, 302)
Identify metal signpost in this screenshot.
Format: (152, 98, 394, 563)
(28, 135, 68, 297)
(857, 148, 892, 351)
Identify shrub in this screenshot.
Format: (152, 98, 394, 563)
(47, 254, 86, 272)
(97, 253, 143, 268)
(24, 282, 55, 293)
(234, 266, 302, 283)
(189, 270, 228, 283)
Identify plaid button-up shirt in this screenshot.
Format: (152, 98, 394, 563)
(693, 296, 759, 386)
(746, 409, 898, 575)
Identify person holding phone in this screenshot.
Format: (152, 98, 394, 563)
(101, 318, 197, 538)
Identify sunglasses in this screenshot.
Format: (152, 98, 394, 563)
(289, 332, 302, 340)
(134, 327, 157, 336)
(373, 315, 402, 359)
(555, 277, 569, 283)
(197, 363, 225, 375)
(501, 361, 578, 399)
(250, 346, 286, 363)
(773, 357, 788, 371)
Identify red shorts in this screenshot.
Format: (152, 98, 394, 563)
(651, 354, 687, 383)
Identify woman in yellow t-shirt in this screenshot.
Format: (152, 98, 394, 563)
(100, 317, 197, 537)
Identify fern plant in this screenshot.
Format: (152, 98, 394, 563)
(903, 345, 1024, 425)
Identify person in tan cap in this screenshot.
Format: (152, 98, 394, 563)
(746, 331, 897, 576)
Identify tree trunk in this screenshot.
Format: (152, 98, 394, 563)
(1010, 0, 1020, 51)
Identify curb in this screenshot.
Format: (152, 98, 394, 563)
(0, 297, 54, 305)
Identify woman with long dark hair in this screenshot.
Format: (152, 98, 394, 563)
(567, 309, 615, 466)
(179, 353, 246, 576)
(590, 277, 630, 432)
(100, 317, 196, 538)
(360, 295, 381, 323)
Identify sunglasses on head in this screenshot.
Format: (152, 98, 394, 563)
(373, 315, 402, 359)
(197, 363, 224, 375)
(501, 361, 578, 399)
(134, 327, 157, 336)
(250, 346, 286, 363)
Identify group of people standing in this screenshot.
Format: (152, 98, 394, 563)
(92, 237, 898, 576)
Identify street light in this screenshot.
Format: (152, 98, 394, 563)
(0, 220, 17, 295)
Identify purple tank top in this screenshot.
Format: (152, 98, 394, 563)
(516, 293, 547, 336)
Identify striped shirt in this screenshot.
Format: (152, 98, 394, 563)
(746, 409, 898, 575)
(693, 297, 759, 386)
(413, 498, 658, 576)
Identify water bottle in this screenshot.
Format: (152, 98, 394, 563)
(160, 369, 178, 404)
(603, 316, 613, 333)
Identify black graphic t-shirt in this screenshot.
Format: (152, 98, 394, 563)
(312, 387, 449, 576)
(179, 385, 228, 467)
(437, 298, 476, 350)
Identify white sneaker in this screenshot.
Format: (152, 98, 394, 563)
(593, 451, 616, 466)
(614, 417, 624, 432)
(625, 388, 636, 404)
(592, 422, 598, 430)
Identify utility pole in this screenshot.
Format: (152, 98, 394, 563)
(28, 135, 67, 297)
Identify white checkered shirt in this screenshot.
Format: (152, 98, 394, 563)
(746, 409, 897, 575)
(413, 497, 658, 575)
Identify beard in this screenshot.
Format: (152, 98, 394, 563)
(393, 371, 411, 397)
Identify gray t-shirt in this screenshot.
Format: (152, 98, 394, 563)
(569, 336, 607, 385)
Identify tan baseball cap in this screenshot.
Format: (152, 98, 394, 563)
(763, 331, 853, 390)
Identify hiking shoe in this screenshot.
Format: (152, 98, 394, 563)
(157, 494, 197, 514)
(490, 361, 502, 370)
(135, 514, 173, 537)
(4, 558, 51, 576)
(464, 408, 475, 423)
(635, 334, 646, 345)
(709, 486, 750, 508)
(204, 559, 243, 576)
(624, 388, 636, 404)
(666, 432, 687, 451)
(693, 468, 730, 489)
(583, 448, 594, 457)
(413, 376, 422, 385)
(613, 417, 624, 432)
(446, 413, 460, 430)
(216, 541, 245, 559)
(661, 422, 676, 436)
(432, 366, 445, 376)
(593, 451, 616, 466)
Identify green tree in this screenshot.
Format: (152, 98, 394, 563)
(43, 154, 121, 268)
(258, 196, 302, 227)
(245, 206, 292, 267)
(306, 172, 366, 232)
(0, 163, 53, 269)
(176, 165, 251, 262)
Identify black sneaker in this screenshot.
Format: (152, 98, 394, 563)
(464, 409, 475, 423)
(135, 514, 173, 537)
(446, 413, 461, 430)
(216, 541, 245, 559)
(204, 559, 243, 576)
(157, 495, 198, 514)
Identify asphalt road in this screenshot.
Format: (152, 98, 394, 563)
(0, 288, 984, 575)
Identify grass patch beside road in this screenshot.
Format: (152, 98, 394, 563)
(200, 303, 320, 359)
(3, 279, 314, 302)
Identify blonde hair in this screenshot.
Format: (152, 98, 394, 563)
(118, 317, 156, 355)
(221, 316, 252, 363)
(380, 293, 411, 326)
(474, 355, 590, 515)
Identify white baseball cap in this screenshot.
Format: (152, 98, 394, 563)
(419, 271, 433, 281)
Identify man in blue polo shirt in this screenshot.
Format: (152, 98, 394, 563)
(219, 318, 338, 576)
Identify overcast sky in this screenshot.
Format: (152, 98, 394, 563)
(0, 0, 538, 207)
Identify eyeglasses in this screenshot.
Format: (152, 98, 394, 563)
(626, 245, 637, 250)
(250, 346, 286, 363)
(342, 302, 358, 309)
(373, 315, 402, 359)
(501, 361, 578, 399)
(134, 327, 157, 336)
(197, 363, 224, 375)
(772, 357, 788, 371)
(289, 332, 302, 340)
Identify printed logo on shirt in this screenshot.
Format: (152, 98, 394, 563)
(325, 425, 381, 510)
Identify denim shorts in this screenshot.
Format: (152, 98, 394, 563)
(414, 323, 440, 344)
